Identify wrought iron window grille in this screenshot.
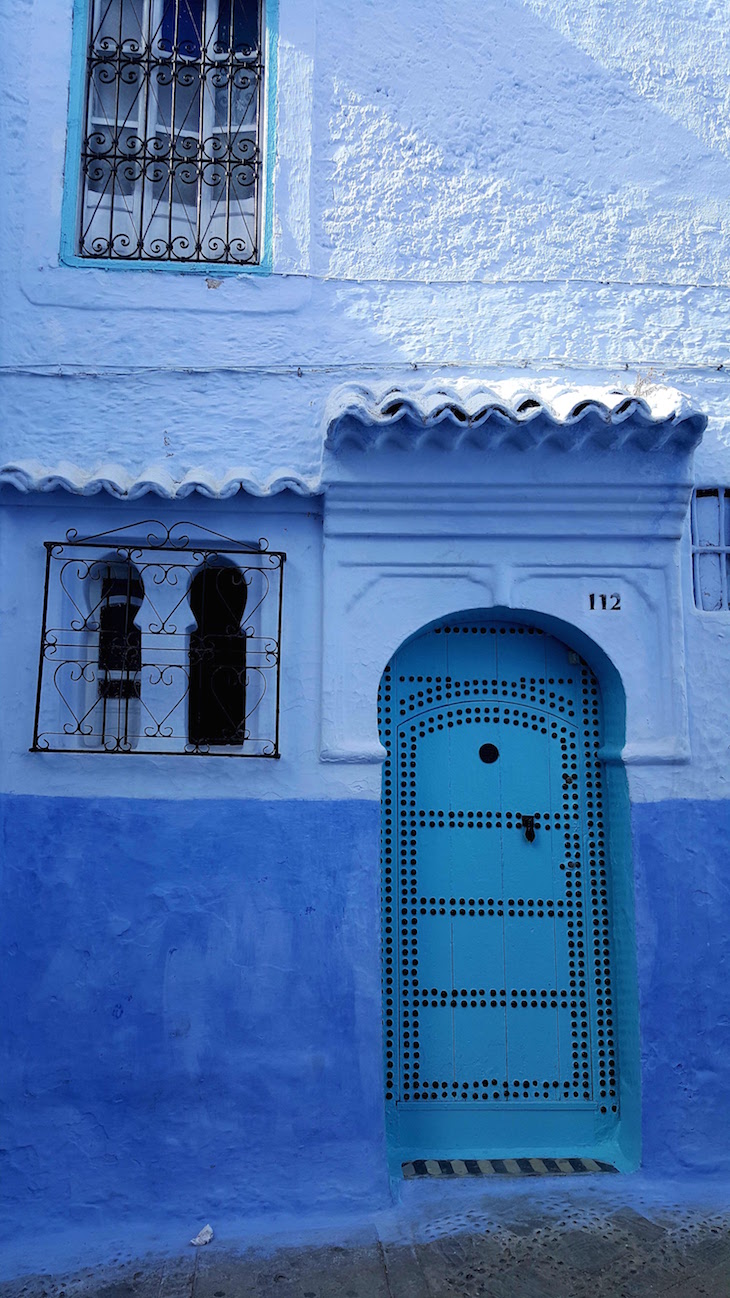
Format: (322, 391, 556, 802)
(32, 521, 284, 755)
(78, 0, 264, 264)
(691, 487, 730, 611)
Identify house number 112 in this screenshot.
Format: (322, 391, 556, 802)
(589, 593, 621, 611)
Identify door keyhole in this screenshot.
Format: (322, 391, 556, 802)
(522, 815, 536, 843)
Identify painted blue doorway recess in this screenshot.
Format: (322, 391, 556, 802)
(379, 613, 630, 1171)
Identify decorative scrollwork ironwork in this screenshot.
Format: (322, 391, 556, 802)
(78, 0, 263, 264)
(32, 521, 284, 757)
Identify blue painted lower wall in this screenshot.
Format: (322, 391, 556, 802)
(0, 796, 387, 1235)
(632, 800, 730, 1177)
(1, 795, 729, 1249)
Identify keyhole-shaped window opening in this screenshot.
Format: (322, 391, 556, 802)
(188, 562, 247, 747)
(94, 559, 144, 749)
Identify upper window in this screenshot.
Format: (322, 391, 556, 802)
(33, 522, 284, 754)
(691, 488, 730, 611)
(77, 0, 264, 265)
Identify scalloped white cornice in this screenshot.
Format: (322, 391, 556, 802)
(0, 461, 321, 499)
(325, 379, 706, 453)
(0, 380, 706, 499)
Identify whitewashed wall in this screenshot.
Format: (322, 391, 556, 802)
(2, 6, 730, 1261)
(1, 0, 729, 487)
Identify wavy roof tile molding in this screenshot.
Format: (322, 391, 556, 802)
(0, 381, 706, 499)
(0, 461, 321, 499)
(324, 380, 707, 453)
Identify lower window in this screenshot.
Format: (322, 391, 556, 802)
(32, 521, 284, 755)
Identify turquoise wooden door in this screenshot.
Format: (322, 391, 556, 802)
(379, 616, 619, 1163)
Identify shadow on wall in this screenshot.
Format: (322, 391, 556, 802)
(311, 0, 730, 287)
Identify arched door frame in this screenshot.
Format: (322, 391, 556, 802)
(379, 606, 640, 1174)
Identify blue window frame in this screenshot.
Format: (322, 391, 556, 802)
(61, 0, 277, 271)
(691, 487, 730, 611)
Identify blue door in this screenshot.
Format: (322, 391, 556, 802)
(379, 616, 619, 1163)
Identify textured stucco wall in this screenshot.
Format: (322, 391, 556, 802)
(632, 801, 730, 1177)
(1, 0, 730, 1273)
(0, 496, 384, 804)
(1, 0, 730, 485)
(2, 793, 728, 1253)
(1, 492, 729, 1235)
(2, 490, 728, 807)
(0, 795, 387, 1232)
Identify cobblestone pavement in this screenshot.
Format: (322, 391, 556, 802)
(3, 1189, 730, 1298)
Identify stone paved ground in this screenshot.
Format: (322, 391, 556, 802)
(3, 1183, 730, 1298)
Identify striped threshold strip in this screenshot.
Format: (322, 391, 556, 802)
(402, 1157, 618, 1179)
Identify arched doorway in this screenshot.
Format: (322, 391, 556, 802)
(379, 610, 637, 1171)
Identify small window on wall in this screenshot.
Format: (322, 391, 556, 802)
(691, 488, 730, 610)
(75, 0, 265, 265)
(188, 563, 248, 746)
(96, 559, 144, 749)
(32, 522, 284, 755)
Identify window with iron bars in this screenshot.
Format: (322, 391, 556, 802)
(32, 522, 284, 754)
(76, 0, 264, 264)
(691, 488, 730, 611)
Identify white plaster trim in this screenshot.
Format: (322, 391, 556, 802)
(0, 460, 322, 499)
(0, 381, 707, 500)
(601, 740, 691, 766)
(320, 742, 388, 764)
(325, 378, 706, 452)
(320, 479, 693, 771)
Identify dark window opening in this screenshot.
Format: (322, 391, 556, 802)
(160, 0, 204, 57)
(160, 0, 259, 58)
(188, 563, 247, 746)
(218, 0, 259, 54)
(97, 561, 143, 746)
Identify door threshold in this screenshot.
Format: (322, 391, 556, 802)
(403, 1157, 619, 1178)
